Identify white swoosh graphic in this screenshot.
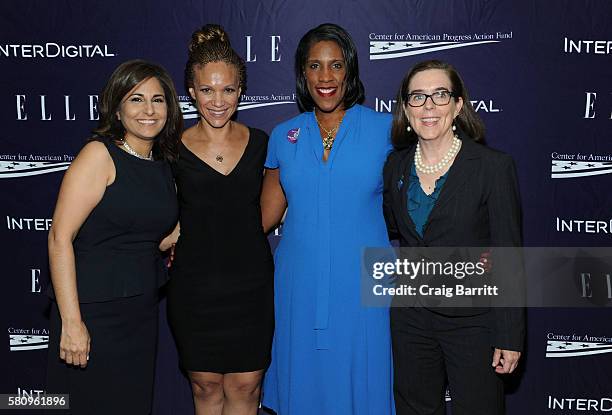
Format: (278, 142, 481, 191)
(551, 169, 612, 179)
(11, 344, 49, 351)
(0, 165, 70, 178)
(238, 101, 294, 111)
(370, 41, 500, 60)
(546, 348, 612, 357)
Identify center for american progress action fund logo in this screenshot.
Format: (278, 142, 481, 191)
(546, 332, 612, 358)
(368, 29, 513, 60)
(8, 327, 49, 351)
(551, 151, 612, 179)
(180, 93, 296, 119)
(0, 154, 73, 179)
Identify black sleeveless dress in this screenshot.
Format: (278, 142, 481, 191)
(167, 127, 274, 373)
(46, 142, 178, 414)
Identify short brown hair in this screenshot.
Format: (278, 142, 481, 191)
(391, 59, 485, 148)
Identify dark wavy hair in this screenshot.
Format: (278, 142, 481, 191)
(185, 24, 246, 93)
(91, 59, 182, 161)
(295, 23, 365, 112)
(391, 59, 485, 149)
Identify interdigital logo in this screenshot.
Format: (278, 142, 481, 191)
(8, 328, 49, 351)
(548, 395, 612, 412)
(555, 217, 612, 234)
(374, 97, 501, 114)
(564, 37, 612, 54)
(369, 31, 513, 60)
(0, 43, 115, 58)
(6, 216, 53, 231)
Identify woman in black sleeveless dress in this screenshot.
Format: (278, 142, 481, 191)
(165, 25, 273, 415)
(46, 60, 182, 414)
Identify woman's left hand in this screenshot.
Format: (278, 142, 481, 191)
(479, 250, 492, 272)
(159, 222, 180, 252)
(167, 243, 176, 268)
(492, 348, 521, 374)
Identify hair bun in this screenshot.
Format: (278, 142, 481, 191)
(189, 24, 231, 53)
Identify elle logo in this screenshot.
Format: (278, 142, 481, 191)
(244, 35, 282, 62)
(31, 269, 42, 293)
(581, 273, 612, 300)
(15, 94, 99, 121)
(583, 92, 612, 119)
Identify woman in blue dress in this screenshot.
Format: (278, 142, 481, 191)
(261, 23, 394, 415)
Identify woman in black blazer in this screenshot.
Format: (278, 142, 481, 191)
(383, 60, 524, 415)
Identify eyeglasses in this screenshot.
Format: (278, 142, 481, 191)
(406, 90, 455, 107)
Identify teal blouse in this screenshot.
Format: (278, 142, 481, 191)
(407, 163, 448, 237)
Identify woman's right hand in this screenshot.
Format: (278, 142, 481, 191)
(159, 222, 180, 253)
(59, 320, 91, 368)
(48, 141, 109, 369)
(168, 243, 176, 268)
(261, 168, 287, 233)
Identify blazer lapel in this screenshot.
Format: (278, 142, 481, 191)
(424, 137, 481, 233)
(397, 146, 423, 242)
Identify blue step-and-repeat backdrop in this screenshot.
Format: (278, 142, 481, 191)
(1, 1, 610, 413)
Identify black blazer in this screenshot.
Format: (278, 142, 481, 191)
(383, 134, 525, 351)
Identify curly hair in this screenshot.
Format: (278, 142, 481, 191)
(184, 24, 246, 93)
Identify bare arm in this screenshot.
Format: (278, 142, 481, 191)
(261, 168, 287, 234)
(48, 141, 114, 367)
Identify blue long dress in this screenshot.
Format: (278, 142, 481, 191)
(262, 104, 395, 414)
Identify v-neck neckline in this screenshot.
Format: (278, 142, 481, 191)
(181, 128, 252, 177)
(309, 106, 354, 166)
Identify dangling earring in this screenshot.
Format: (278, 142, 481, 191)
(406, 125, 411, 133)
(452, 123, 456, 132)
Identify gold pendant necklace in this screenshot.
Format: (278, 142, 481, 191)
(314, 111, 345, 151)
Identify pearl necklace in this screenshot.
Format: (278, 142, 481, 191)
(122, 140, 153, 161)
(314, 111, 345, 151)
(415, 134, 461, 174)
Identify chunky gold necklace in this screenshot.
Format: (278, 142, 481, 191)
(314, 111, 345, 150)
